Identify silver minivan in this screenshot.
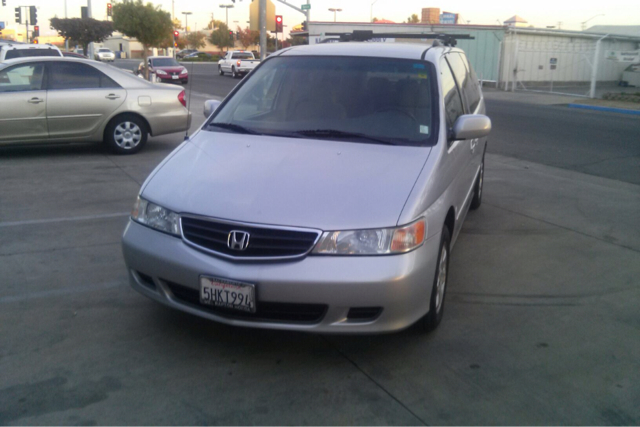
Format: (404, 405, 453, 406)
(122, 41, 491, 333)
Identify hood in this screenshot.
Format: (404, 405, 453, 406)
(153, 66, 185, 73)
(142, 132, 431, 230)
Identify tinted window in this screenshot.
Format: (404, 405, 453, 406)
(232, 52, 253, 60)
(446, 53, 481, 113)
(0, 63, 45, 93)
(49, 62, 120, 90)
(151, 58, 179, 67)
(99, 49, 111, 52)
(5, 48, 61, 59)
(210, 56, 438, 146)
(457, 53, 482, 112)
(440, 57, 464, 130)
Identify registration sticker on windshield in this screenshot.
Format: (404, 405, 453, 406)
(420, 125, 429, 134)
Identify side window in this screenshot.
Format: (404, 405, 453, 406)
(49, 62, 120, 90)
(0, 63, 45, 93)
(440, 57, 464, 131)
(231, 53, 238, 59)
(445, 53, 470, 112)
(457, 53, 482, 112)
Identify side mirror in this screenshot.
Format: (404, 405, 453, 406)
(204, 100, 222, 117)
(451, 114, 491, 141)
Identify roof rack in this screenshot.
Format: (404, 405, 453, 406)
(322, 31, 474, 46)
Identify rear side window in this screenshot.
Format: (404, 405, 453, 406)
(0, 63, 45, 92)
(49, 62, 121, 90)
(440, 57, 464, 130)
(446, 53, 481, 113)
(456, 53, 482, 112)
(5, 48, 61, 59)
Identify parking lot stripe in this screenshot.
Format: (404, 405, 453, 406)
(0, 213, 129, 228)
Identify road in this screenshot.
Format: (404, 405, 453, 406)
(1, 66, 639, 425)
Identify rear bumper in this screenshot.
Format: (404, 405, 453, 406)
(122, 220, 441, 334)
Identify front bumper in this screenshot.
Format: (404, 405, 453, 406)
(157, 74, 188, 83)
(122, 220, 441, 333)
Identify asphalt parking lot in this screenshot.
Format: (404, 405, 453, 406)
(1, 68, 639, 425)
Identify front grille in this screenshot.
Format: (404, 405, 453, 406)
(181, 216, 320, 259)
(166, 282, 327, 324)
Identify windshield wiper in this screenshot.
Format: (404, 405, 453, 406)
(294, 129, 397, 145)
(209, 122, 260, 135)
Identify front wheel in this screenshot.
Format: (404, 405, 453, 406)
(218, 66, 224, 76)
(420, 225, 451, 332)
(104, 114, 148, 155)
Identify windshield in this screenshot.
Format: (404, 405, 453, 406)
(208, 56, 438, 146)
(99, 49, 111, 52)
(152, 58, 179, 67)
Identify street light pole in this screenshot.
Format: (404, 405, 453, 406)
(182, 11, 192, 36)
(328, 8, 342, 22)
(370, 0, 378, 23)
(220, 4, 234, 28)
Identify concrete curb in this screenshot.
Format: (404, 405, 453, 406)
(567, 103, 640, 116)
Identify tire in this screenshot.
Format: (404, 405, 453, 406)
(218, 66, 224, 76)
(231, 67, 238, 78)
(104, 114, 148, 155)
(421, 225, 451, 332)
(469, 149, 485, 210)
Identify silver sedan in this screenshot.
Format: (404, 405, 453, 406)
(0, 57, 191, 154)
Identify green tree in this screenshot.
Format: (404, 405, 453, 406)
(112, 0, 173, 79)
(186, 31, 206, 49)
(372, 17, 379, 23)
(406, 14, 420, 24)
(208, 22, 234, 52)
(49, 17, 114, 56)
(207, 19, 225, 30)
(172, 18, 182, 30)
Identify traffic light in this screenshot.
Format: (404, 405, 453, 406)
(107, 3, 112, 17)
(229, 30, 233, 41)
(275, 15, 283, 33)
(302, 21, 308, 31)
(29, 5, 36, 25)
(173, 30, 179, 38)
(2, 0, 7, 7)
(15, 7, 21, 24)
(33, 39, 38, 44)
(33, 25, 39, 37)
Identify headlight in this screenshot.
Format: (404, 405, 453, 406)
(312, 219, 426, 255)
(131, 196, 181, 236)
(155, 69, 167, 75)
(180, 68, 188, 74)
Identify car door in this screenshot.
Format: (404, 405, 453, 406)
(0, 61, 48, 143)
(457, 52, 486, 175)
(46, 61, 126, 140)
(445, 53, 477, 219)
(223, 53, 232, 72)
(440, 55, 473, 237)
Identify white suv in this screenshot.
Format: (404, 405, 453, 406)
(0, 42, 62, 62)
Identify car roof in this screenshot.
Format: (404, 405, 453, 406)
(278, 42, 460, 62)
(0, 56, 103, 69)
(1, 43, 62, 51)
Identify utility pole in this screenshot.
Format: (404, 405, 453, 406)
(87, 0, 94, 59)
(259, 0, 266, 60)
(65, 0, 69, 51)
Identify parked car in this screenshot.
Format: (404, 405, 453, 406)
(62, 51, 88, 59)
(122, 41, 491, 333)
(183, 52, 214, 61)
(218, 50, 259, 78)
(0, 42, 62, 62)
(137, 56, 188, 84)
(95, 47, 116, 62)
(177, 49, 198, 59)
(0, 57, 191, 154)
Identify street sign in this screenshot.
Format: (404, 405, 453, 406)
(301, 4, 310, 10)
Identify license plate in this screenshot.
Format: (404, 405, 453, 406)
(200, 276, 256, 313)
(172, 75, 179, 79)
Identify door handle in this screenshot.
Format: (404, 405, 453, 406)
(105, 94, 121, 100)
(28, 97, 44, 104)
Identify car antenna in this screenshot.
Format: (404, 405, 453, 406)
(184, 59, 195, 141)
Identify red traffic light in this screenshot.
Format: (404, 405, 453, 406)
(174, 31, 179, 38)
(275, 15, 283, 32)
(276, 16, 282, 23)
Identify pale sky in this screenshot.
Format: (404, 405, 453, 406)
(1, 0, 638, 37)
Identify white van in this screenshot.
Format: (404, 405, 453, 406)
(0, 42, 63, 62)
